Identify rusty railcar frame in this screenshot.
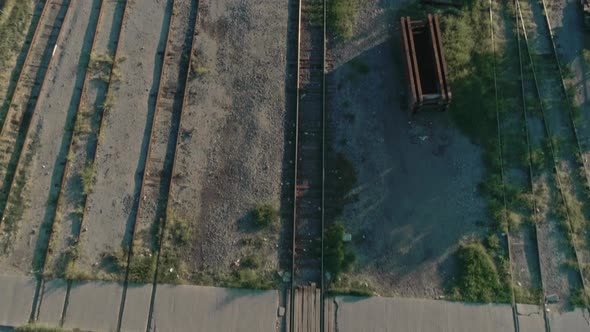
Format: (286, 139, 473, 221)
(400, 14, 451, 113)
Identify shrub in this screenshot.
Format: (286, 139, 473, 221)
(252, 204, 278, 228)
(451, 242, 502, 302)
(324, 223, 355, 278)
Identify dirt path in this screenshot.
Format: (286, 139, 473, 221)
(43, 0, 125, 279)
(163, 0, 288, 284)
(77, 0, 169, 280)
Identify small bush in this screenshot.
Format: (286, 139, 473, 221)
(451, 242, 503, 302)
(324, 223, 355, 278)
(127, 254, 155, 283)
(16, 324, 72, 332)
(80, 162, 95, 195)
(328, 0, 359, 39)
(252, 204, 278, 228)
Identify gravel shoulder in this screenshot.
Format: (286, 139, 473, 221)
(0, 0, 92, 276)
(326, 0, 488, 298)
(165, 0, 287, 283)
(77, 0, 168, 280)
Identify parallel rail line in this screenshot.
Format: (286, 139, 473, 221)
(515, 0, 589, 303)
(33, 0, 105, 321)
(37, 0, 105, 283)
(0, 0, 70, 226)
(289, 0, 326, 330)
(72, 0, 130, 267)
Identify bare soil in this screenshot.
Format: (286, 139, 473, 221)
(166, 0, 288, 283)
(326, 0, 489, 298)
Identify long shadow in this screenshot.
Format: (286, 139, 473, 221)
(0, 0, 46, 129)
(0, 1, 70, 220)
(32, 0, 103, 275)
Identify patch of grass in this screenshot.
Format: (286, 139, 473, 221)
(157, 210, 191, 284)
(324, 223, 355, 279)
(102, 92, 115, 114)
(16, 324, 72, 332)
(328, 276, 374, 297)
(127, 253, 155, 283)
(80, 162, 95, 195)
(570, 288, 590, 308)
(0, 0, 33, 68)
(88, 52, 113, 81)
(190, 51, 208, 78)
(328, 0, 359, 39)
(449, 241, 506, 303)
(252, 203, 279, 228)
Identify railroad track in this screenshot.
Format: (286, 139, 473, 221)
(0, 0, 71, 228)
(141, 0, 199, 328)
(66, 0, 129, 269)
(515, 0, 589, 307)
(30, 0, 105, 320)
(487, 0, 519, 326)
(288, 0, 326, 330)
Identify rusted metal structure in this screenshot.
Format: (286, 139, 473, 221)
(401, 14, 451, 113)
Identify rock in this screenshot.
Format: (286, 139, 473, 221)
(546, 294, 559, 303)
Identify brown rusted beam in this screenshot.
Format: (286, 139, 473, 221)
(401, 17, 418, 112)
(433, 14, 451, 103)
(427, 14, 447, 102)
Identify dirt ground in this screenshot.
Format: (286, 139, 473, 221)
(167, 0, 288, 283)
(77, 0, 168, 279)
(326, 0, 489, 298)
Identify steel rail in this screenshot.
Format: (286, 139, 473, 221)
(488, 1, 519, 330)
(289, 0, 326, 329)
(289, 0, 302, 328)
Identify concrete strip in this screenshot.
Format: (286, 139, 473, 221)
(0, 275, 36, 326)
(516, 304, 545, 332)
(548, 308, 590, 332)
(152, 284, 279, 332)
(119, 283, 152, 332)
(62, 281, 123, 331)
(335, 296, 515, 332)
(36, 279, 67, 325)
